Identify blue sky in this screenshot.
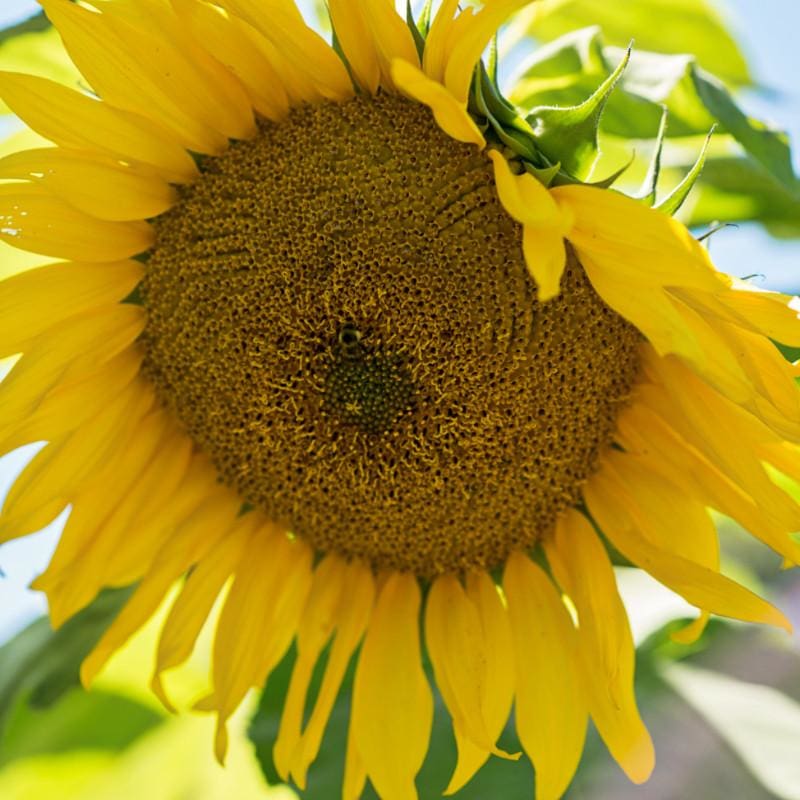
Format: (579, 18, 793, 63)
(0, 0, 798, 642)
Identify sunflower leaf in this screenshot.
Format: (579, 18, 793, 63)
(503, 0, 752, 86)
(663, 662, 800, 800)
(677, 155, 800, 234)
(615, 47, 797, 190)
(526, 45, 631, 181)
(0, 586, 133, 739)
(0, 10, 50, 46)
(511, 28, 798, 201)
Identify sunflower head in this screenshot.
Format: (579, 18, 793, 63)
(1, 1, 799, 799)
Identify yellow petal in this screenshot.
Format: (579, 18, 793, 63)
(0, 347, 143, 455)
(220, 0, 353, 102)
(41, 0, 254, 153)
(675, 281, 800, 348)
(328, 0, 381, 94)
(643, 351, 800, 532)
(274, 556, 350, 779)
(616, 397, 800, 566)
(553, 184, 722, 292)
(344, 712, 368, 800)
(504, 552, 587, 800)
(152, 516, 255, 710)
(668, 293, 753, 404)
(0, 259, 142, 358)
(43, 411, 176, 625)
(602, 450, 719, 644)
(423, 0, 460, 83)
(80, 493, 242, 686)
(210, 527, 313, 763)
(522, 226, 568, 302)
(714, 321, 800, 441)
(723, 284, 800, 346)
(351, 572, 432, 800)
(358, 0, 420, 90)
(584, 466, 792, 632)
(0, 148, 178, 221)
(103, 455, 226, 586)
(46, 423, 194, 621)
(290, 560, 375, 790)
(426, 575, 492, 749)
(171, 0, 290, 120)
(578, 251, 710, 366)
(487, 150, 563, 227)
(0, 71, 197, 182)
(443, 571, 518, 796)
(391, 59, 485, 147)
(34, 407, 171, 593)
(426, 572, 517, 782)
(553, 184, 733, 363)
(0, 304, 146, 432)
(0, 381, 153, 544)
(546, 510, 654, 783)
(0, 185, 153, 261)
(443, 0, 532, 103)
(487, 150, 571, 300)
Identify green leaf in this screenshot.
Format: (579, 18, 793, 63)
(526, 45, 631, 180)
(510, 29, 797, 195)
(509, 30, 705, 139)
(0, 11, 51, 46)
(0, 587, 133, 737)
(678, 155, 800, 234)
(0, 689, 163, 766)
(663, 662, 800, 800)
(617, 47, 796, 190)
(504, 0, 752, 86)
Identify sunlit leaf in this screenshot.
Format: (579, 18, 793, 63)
(617, 47, 796, 190)
(504, 0, 752, 86)
(0, 689, 162, 766)
(664, 662, 800, 800)
(0, 588, 132, 736)
(679, 156, 800, 235)
(510, 29, 797, 198)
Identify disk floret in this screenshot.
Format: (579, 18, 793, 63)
(142, 93, 641, 575)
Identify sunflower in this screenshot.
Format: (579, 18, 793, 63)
(1, 0, 799, 797)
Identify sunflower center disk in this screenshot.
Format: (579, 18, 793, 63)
(142, 94, 641, 576)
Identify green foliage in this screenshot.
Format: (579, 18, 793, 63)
(0, 587, 132, 737)
(510, 28, 797, 192)
(505, 0, 752, 86)
(507, 26, 799, 226)
(680, 155, 800, 234)
(664, 662, 800, 800)
(0, 689, 162, 767)
(0, 10, 50, 45)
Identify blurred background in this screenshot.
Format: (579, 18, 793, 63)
(0, 1, 799, 798)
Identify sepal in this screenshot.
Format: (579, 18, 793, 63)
(526, 45, 631, 180)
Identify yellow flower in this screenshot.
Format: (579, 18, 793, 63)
(1, 1, 799, 798)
